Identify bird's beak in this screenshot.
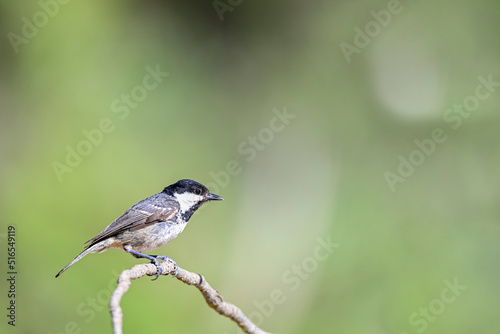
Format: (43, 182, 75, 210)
(206, 193, 223, 201)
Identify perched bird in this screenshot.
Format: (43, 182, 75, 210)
(55, 179, 223, 280)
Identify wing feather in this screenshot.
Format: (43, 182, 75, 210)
(84, 193, 179, 247)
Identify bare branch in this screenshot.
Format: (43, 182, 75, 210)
(110, 259, 272, 334)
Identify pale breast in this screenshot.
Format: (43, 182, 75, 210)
(114, 221, 188, 252)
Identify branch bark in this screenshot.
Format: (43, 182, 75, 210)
(109, 259, 272, 334)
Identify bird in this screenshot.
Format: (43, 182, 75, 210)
(55, 179, 223, 280)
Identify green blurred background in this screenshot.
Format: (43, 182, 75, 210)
(1, 0, 499, 333)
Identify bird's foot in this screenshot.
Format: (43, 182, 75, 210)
(154, 255, 178, 277)
(148, 255, 178, 280)
(149, 257, 163, 281)
(124, 248, 177, 281)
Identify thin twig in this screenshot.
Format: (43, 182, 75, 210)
(109, 259, 272, 334)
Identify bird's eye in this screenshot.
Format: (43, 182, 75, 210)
(193, 187, 203, 195)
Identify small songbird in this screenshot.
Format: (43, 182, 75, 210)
(55, 179, 223, 280)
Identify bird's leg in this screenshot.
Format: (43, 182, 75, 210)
(125, 249, 177, 280)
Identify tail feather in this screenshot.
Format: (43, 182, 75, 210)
(55, 242, 106, 278)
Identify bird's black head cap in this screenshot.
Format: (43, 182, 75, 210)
(163, 179, 209, 197)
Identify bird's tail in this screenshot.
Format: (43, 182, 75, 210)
(55, 242, 107, 278)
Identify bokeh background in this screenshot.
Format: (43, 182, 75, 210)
(1, 1, 499, 333)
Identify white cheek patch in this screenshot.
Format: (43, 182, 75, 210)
(174, 192, 203, 213)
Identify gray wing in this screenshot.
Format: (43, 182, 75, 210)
(84, 193, 179, 248)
